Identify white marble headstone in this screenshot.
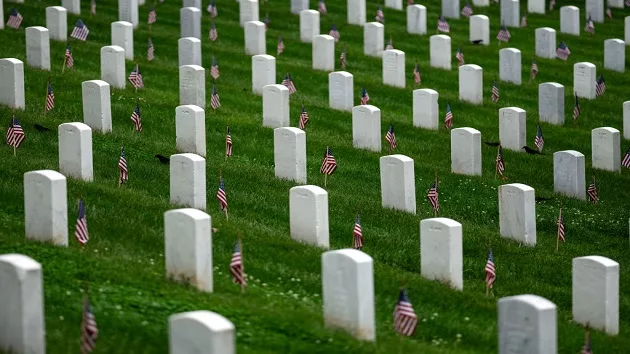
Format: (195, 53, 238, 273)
(380, 155, 416, 214)
(573, 62, 596, 99)
(178, 37, 202, 67)
(347, 0, 366, 26)
(535, 27, 556, 59)
(170, 153, 206, 210)
(181, 7, 201, 39)
(458, 64, 483, 105)
(609, 0, 624, 7)
(585, 0, 604, 23)
(413, 89, 439, 129)
(274, 127, 306, 184)
(538, 83, 564, 125)
(182, 0, 201, 8)
(45, 6, 67, 41)
(500, 0, 520, 27)
(0, 0, 4, 29)
(62, 0, 80, 14)
(624, 101, 630, 140)
(626, 17, 630, 45)
(499, 48, 521, 85)
(498, 183, 536, 246)
(442, 0, 460, 19)
(100, 45, 126, 89)
(0, 58, 25, 109)
(179, 65, 205, 109)
(289, 185, 329, 248)
(498, 294, 557, 354)
(528, 0, 545, 13)
(407, 5, 427, 35)
(239, 0, 259, 26)
(364, 22, 384, 57)
(420, 217, 463, 290)
(385, 0, 402, 10)
(553, 150, 586, 200)
(499, 107, 526, 152)
(111, 21, 134, 60)
(291, 0, 308, 14)
(313, 35, 335, 71)
(176, 105, 206, 157)
(469, 15, 489, 45)
(451, 127, 481, 175)
(118, 0, 139, 28)
(252, 54, 276, 95)
(262, 84, 290, 128)
(382, 49, 405, 88)
(430, 35, 451, 70)
(591, 127, 620, 172)
(25, 27, 51, 71)
(169, 311, 235, 354)
(58, 123, 93, 182)
(352, 105, 381, 152)
(473, 0, 489, 6)
(329, 71, 354, 111)
(560, 6, 580, 35)
(245, 21, 266, 55)
(82, 80, 112, 132)
(604, 39, 625, 73)
(300, 10, 320, 43)
(24, 170, 68, 246)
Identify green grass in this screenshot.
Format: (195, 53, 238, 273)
(1, 0, 629, 352)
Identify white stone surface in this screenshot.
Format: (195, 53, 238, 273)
(420, 218, 463, 290)
(111, 21, 133, 60)
(472, 0, 489, 6)
(0, 58, 25, 109)
(239, 0, 259, 26)
(499, 48, 521, 85)
(170, 153, 206, 210)
(178, 37, 201, 67)
(58, 123, 93, 182)
(380, 155, 416, 214)
(0, 0, 3, 30)
(609, 0, 624, 7)
(164, 209, 212, 292)
(291, 0, 308, 14)
(458, 64, 482, 105)
(528, 0, 545, 13)
(604, 39, 625, 73)
(500, 0, 519, 27)
(469, 15, 489, 45)
(451, 127, 481, 176)
(313, 35, 335, 71)
(100, 45, 126, 89)
(430, 35, 451, 70)
(560, 6, 580, 35)
(322, 249, 375, 341)
(82, 80, 112, 133)
(498, 294, 557, 354)
(46, 6, 67, 41)
(0, 254, 45, 354)
(442, 0, 460, 19)
(347, 0, 366, 26)
(181, 7, 201, 39)
(25, 27, 50, 71)
(553, 150, 586, 200)
(245, 21, 266, 55)
(274, 127, 306, 184)
(413, 89, 439, 130)
(538, 83, 564, 125)
(407, 5, 427, 35)
(572, 256, 619, 335)
(329, 71, 354, 111)
(499, 183, 536, 246)
(352, 105, 381, 152)
(382, 49, 405, 88)
(118, 0, 139, 28)
(364, 22, 384, 57)
(252, 54, 275, 95)
(591, 127, 620, 172)
(262, 84, 290, 128)
(300, 10, 320, 43)
(62, 0, 80, 14)
(179, 65, 205, 109)
(290, 185, 329, 248)
(182, 0, 201, 8)
(573, 62, 596, 99)
(176, 105, 206, 157)
(626, 17, 630, 45)
(385, 0, 402, 10)
(585, 0, 604, 23)
(624, 101, 630, 140)
(535, 27, 556, 59)
(499, 107, 526, 152)
(24, 170, 68, 246)
(169, 311, 235, 354)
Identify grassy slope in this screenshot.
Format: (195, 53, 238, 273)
(0, 0, 629, 352)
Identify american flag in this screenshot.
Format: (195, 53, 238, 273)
(207, 0, 217, 17)
(74, 199, 89, 245)
(375, 6, 384, 23)
(444, 104, 453, 129)
(211, 84, 221, 110)
(427, 179, 439, 212)
(211, 56, 219, 80)
(520, 15, 527, 27)
(320, 147, 338, 175)
(556, 42, 571, 60)
(622, 147, 630, 169)
(393, 289, 418, 337)
(496, 25, 511, 42)
(534, 125, 544, 152)
(277, 36, 285, 55)
(606, 7, 612, 19)
(225, 126, 233, 157)
(573, 94, 581, 120)
(595, 75, 606, 97)
(7, 8, 23, 29)
(437, 17, 450, 33)
(90, 0, 96, 15)
(81, 296, 98, 354)
(209, 21, 218, 41)
(456, 47, 464, 66)
(128, 65, 144, 89)
(118, 147, 128, 184)
(361, 87, 370, 105)
(230, 240, 246, 285)
(413, 63, 421, 85)
(496, 145, 505, 176)
(530, 59, 539, 80)
(217, 177, 228, 212)
(71, 19, 90, 41)
(626, 0, 630, 7)
(353, 213, 363, 249)
(491, 80, 499, 103)
(549, 0, 556, 10)
(65, 44, 74, 68)
(147, 38, 155, 61)
(408, 0, 415, 4)
(587, 177, 598, 204)
(557, 207, 565, 243)
(299, 105, 309, 130)
(263, 13, 270, 30)
(329, 24, 340, 42)
(485, 249, 496, 289)
(130, 103, 142, 132)
(148, 7, 156, 24)
(318, 0, 327, 14)
(6, 117, 25, 148)
(340, 47, 347, 69)
(580, 327, 593, 354)
(45, 82, 55, 112)
(461, 2, 473, 17)
(385, 37, 394, 50)
(282, 73, 297, 94)
(585, 16, 595, 34)
(385, 124, 397, 151)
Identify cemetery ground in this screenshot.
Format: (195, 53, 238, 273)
(1, 0, 630, 352)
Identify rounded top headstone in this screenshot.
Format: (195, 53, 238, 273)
(322, 248, 373, 265)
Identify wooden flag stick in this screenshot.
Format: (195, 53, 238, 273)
(239, 233, 245, 293)
(62, 55, 66, 73)
(13, 146, 16, 156)
(556, 202, 562, 251)
(434, 170, 438, 217)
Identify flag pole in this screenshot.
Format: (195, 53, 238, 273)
(225, 120, 229, 161)
(44, 77, 51, 114)
(118, 143, 123, 188)
(62, 50, 67, 73)
(434, 170, 438, 217)
(238, 232, 245, 294)
(324, 146, 329, 188)
(13, 146, 16, 156)
(495, 146, 499, 179)
(556, 202, 562, 251)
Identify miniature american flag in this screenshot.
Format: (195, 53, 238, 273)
(130, 103, 142, 132)
(209, 21, 218, 41)
(444, 104, 453, 129)
(353, 213, 363, 249)
(496, 145, 505, 176)
(595, 75, 606, 97)
(587, 177, 598, 204)
(456, 47, 464, 66)
(118, 147, 128, 184)
(556, 41, 571, 60)
(81, 296, 98, 353)
(299, 105, 309, 130)
(461, 2, 473, 17)
(230, 240, 246, 285)
(147, 38, 154, 61)
(427, 179, 439, 212)
(329, 24, 340, 42)
(385, 124, 397, 151)
(226, 126, 233, 157)
(385, 37, 393, 50)
(606, 7, 612, 19)
(521, 15, 527, 27)
(282, 73, 297, 94)
(211, 56, 219, 80)
(549, 0, 556, 10)
(128, 65, 144, 89)
(75, 199, 89, 244)
(211, 84, 221, 110)
(485, 249, 496, 289)
(217, 177, 228, 212)
(393, 289, 418, 337)
(320, 147, 338, 175)
(375, 6, 384, 23)
(360, 87, 370, 105)
(90, 0, 96, 15)
(585, 16, 595, 34)
(491, 80, 499, 103)
(496, 25, 511, 42)
(277, 36, 285, 55)
(318, 0, 327, 14)
(65, 44, 74, 68)
(413, 63, 421, 85)
(45, 82, 55, 112)
(557, 207, 565, 243)
(71, 19, 90, 41)
(340, 47, 347, 69)
(573, 94, 581, 120)
(7, 8, 23, 29)
(263, 13, 270, 29)
(534, 125, 544, 152)
(530, 59, 539, 80)
(408, 0, 414, 4)
(622, 147, 630, 169)
(148, 7, 156, 24)
(626, 0, 630, 7)
(207, 0, 217, 17)
(437, 17, 450, 33)
(6, 118, 25, 148)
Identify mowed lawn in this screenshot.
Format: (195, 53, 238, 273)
(1, 0, 629, 352)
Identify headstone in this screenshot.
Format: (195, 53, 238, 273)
(535, 27, 556, 59)
(61, 0, 80, 14)
(528, 0, 545, 13)
(169, 311, 235, 354)
(458, 64, 483, 105)
(111, 21, 133, 60)
(498, 294, 557, 354)
(176, 105, 206, 157)
(262, 84, 290, 128)
(100, 45, 126, 89)
(451, 127, 481, 175)
(407, 5, 427, 35)
(239, 0, 259, 26)
(499, 48, 521, 85)
(473, 0, 489, 6)
(585, 0, 604, 23)
(624, 101, 630, 140)
(347, 0, 366, 26)
(0, 1, 3, 29)
(573, 62, 596, 99)
(24, 170, 68, 246)
(442, 0, 460, 19)
(291, 0, 308, 14)
(591, 127, 620, 172)
(289, 185, 329, 248)
(413, 89, 439, 129)
(500, 0, 519, 27)
(382, 49, 405, 88)
(572, 256, 619, 335)
(0, 58, 25, 109)
(181, 7, 201, 39)
(385, 0, 402, 10)
(329, 71, 354, 111)
(179, 65, 205, 109)
(170, 153, 206, 210)
(178, 37, 202, 67)
(430, 35, 451, 70)
(364, 22, 384, 57)
(274, 127, 306, 183)
(182, 0, 201, 8)
(352, 105, 381, 152)
(118, 0, 139, 28)
(0, 254, 45, 354)
(252, 54, 275, 95)
(420, 218, 463, 290)
(45, 6, 67, 41)
(244, 21, 266, 55)
(560, 6, 580, 35)
(138, 0, 145, 6)
(300, 10, 320, 43)
(538, 83, 564, 125)
(469, 15, 489, 45)
(626, 17, 630, 45)
(499, 107, 526, 152)
(58, 123, 93, 182)
(164, 209, 212, 292)
(498, 183, 536, 246)
(321, 249, 375, 341)
(313, 35, 335, 71)
(25, 27, 51, 71)
(604, 39, 625, 73)
(380, 155, 416, 214)
(82, 80, 112, 133)
(609, 0, 624, 8)
(553, 150, 586, 200)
